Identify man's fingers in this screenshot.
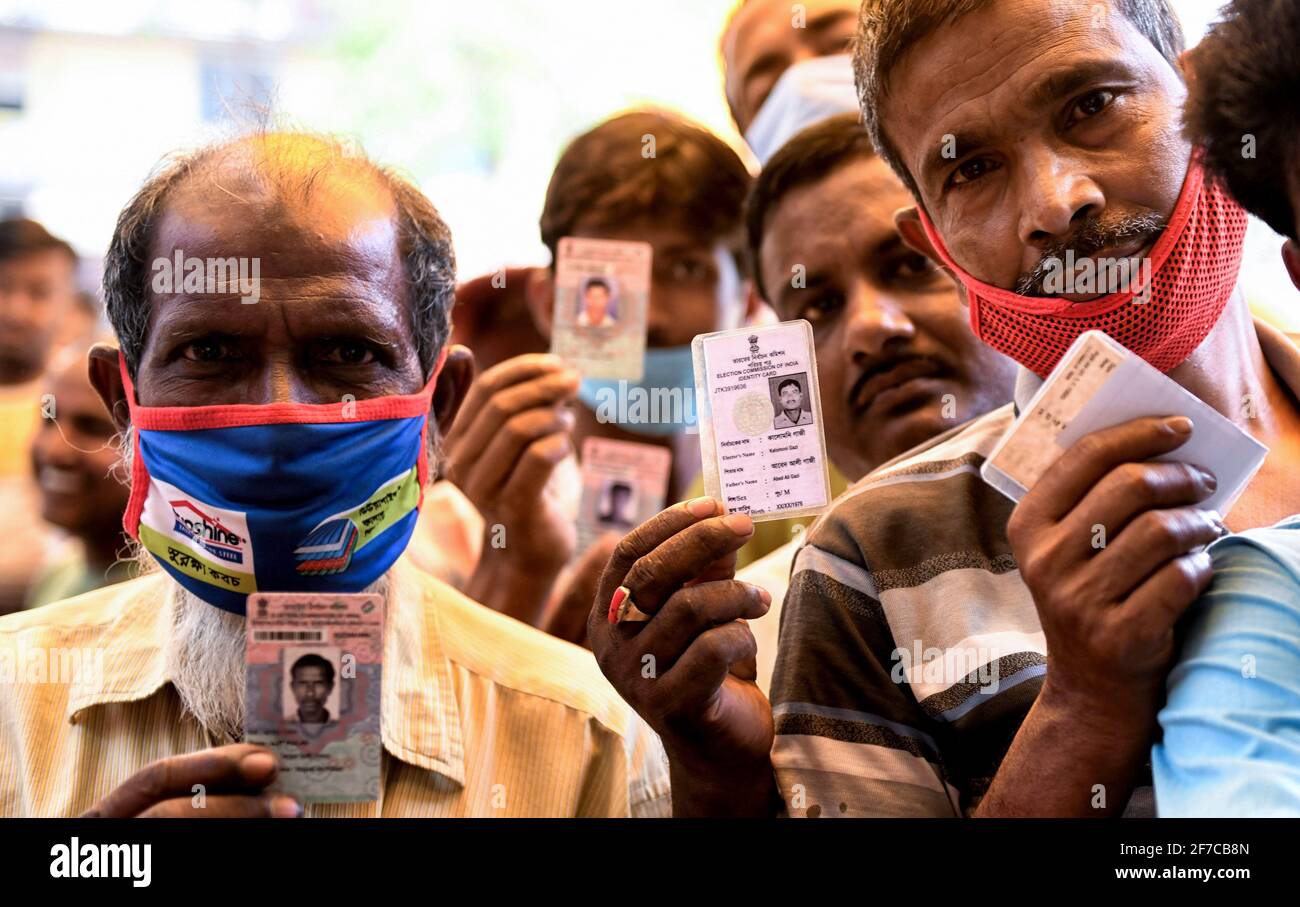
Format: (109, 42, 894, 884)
(446, 359, 579, 454)
(658, 622, 758, 713)
(497, 431, 572, 509)
(1061, 461, 1218, 553)
(1113, 549, 1214, 647)
(617, 513, 755, 616)
(1090, 507, 1223, 602)
(1020, 416, 1197, 524)
(138, 793, 302, 819)
(636, 581, 770, 671)
(456, 407, 575, 504)
(83, 745, 277, 818)
(592, 498, 724, 619)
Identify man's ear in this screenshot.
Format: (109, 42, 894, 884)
(431, 343, 475, 438)
(895, 206, 942, 263)
(525, 267, 556, 340)
(1284, 239, 1300, 292)
(88, 343, 131, 433)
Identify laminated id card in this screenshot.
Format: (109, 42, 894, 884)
(575, 437, 671, 552)
(550, 237, 650, 381)
(245, 591, 384, 803)
(692, 320, 831, 522)
(982, 329, 1268, 516)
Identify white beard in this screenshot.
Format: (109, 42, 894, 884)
(159, 566, 393, 743)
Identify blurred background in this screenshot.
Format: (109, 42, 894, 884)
(0, 0, 1294, 326)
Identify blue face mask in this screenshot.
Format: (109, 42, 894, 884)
(120, 353, 441, 614)
(577, 345, 698, 437)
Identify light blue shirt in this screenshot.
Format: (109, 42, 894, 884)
(1153, 516, 1300, 816)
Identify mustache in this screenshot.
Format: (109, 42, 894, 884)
(1014, 212, 1167, 296)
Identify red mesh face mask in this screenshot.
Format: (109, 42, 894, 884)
(917, 161, 1250, 378)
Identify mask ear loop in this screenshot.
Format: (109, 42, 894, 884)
(39, 412, 119, 456)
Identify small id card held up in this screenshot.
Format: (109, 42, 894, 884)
(692, 320, 831, 522)
(245, 591, 384, 804)
(982, 329, 1267, 517)
(550, 237, 651, 381)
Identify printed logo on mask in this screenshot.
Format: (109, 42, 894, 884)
(140, 476, 257, 593)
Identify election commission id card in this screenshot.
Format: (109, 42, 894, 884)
(550, 237, 651, 380)
(575, 437, 672, 552)
(245, 592, 384, 804)
(982, 330, 1268, 517)
(693, 320, 831, 522)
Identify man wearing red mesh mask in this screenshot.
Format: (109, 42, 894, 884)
(581, 0, 1300, 818)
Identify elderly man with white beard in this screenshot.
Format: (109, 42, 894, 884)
(0, 132, 669, 818)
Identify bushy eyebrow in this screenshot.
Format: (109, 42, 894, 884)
(918, 57, 1139, 189)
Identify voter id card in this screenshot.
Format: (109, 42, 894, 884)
(982, 330, 1268, 517)
(692, 320, 831, 522)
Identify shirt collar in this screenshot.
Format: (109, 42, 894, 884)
(65, 556, 466, 789)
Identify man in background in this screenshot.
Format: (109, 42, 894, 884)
(439, 110, 753, 632)
(0, 218, 78, 612)
(737, 113, 1016, 692)
(721, 0, 859, 162)
(25, 343, 134, 609)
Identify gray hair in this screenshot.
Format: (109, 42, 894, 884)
(102, 132, 455, 381)
(852, 0, 1186, 196)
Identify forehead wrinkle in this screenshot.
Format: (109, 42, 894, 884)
(902, 28, 1098, 188)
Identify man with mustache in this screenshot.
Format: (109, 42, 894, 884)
(736, 112, 1016, 693)
(587, 0, 1300, 817)
(0, 132, 669, 817)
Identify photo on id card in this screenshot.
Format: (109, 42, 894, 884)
(575, 437, 671, 552)
(245, 592, 384, 804)
(692, 320, 831, 522)
(550, 236, 651, 381)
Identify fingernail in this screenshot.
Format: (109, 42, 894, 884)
(723, 513, 754, 535)
(1198, 468, 1218, 492)
(755, 586, 772, 605)
(686, 497, 717, 517)
(608, 585, 629, 624)
(1205, 510, 1227, 535)
(1166, 416, 1194, 434)
(271, 796, 303, 819)
(241, 752, 276, 779)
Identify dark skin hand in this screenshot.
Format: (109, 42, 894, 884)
(444, 354, 581, 625)
(82, 744, 301, 818)
(981, 416, 1222, 816)
(587, 498, 777, 817)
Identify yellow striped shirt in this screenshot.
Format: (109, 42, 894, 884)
(0, 558, 670, 817)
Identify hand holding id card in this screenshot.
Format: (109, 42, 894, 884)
(982, 330, 1268, 516)
(245, 591, 384, 804)
(550, 237, 651, 380)
(692, 320, 832, 522)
